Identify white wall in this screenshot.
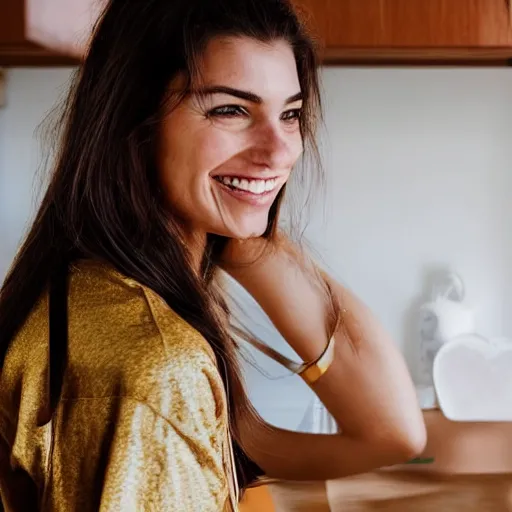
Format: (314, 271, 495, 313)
(236, 68, 512, 430)
(317, 68, 512, 361)
(0, 68, 75, 279)
(1, 67, 511, 430)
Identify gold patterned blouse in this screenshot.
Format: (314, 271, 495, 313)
(0, 260, 237, 511)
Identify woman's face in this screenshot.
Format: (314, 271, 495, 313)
(158, 36, 304, 240)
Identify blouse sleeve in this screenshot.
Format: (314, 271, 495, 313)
(93, 398, 231, 512)
(45, 378, 232, 511)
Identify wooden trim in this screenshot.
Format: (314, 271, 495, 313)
(0, 44, 79, 67)
(2, 42, 512, 68)
(321, 46, 512, 65)
(322, 60, 511, 67)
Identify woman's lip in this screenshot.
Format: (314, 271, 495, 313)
(211, 177, 279, 206)
(210, 174, 281, 181)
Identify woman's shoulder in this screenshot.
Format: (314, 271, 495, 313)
(72, 260, 222, 396)
(6, 259, 223, 407)
(69, 258, 215, 356)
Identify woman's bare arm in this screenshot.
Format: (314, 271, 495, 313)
(223, 237, 426, 480)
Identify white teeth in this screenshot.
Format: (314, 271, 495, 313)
(248, 180, 259, 194)
(216, 176, 278, 195)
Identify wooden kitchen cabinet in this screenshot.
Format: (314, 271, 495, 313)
(5, 0, 512, 65)
(0, 0, 78, 66)
(295, 0, 512, 64)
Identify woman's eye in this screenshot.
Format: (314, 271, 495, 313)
(207, 105, 248, 118)
(281, 109, 302, 123)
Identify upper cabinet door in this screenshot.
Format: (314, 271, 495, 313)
(295, 0, 512, 63)
(24, 0, 103, 59)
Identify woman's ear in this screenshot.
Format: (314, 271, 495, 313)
(25, 0, 105, 58)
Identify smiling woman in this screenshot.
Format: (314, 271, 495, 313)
(0, 0, 425, 511)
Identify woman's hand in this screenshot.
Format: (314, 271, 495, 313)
(26, 0, 103, 58)
(222, 235, 427, 480)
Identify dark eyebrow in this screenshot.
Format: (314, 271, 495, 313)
(285, 92, 303, 104)
(194, 86, 303, 105)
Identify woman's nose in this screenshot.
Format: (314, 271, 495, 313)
(249, 122, 302, 171)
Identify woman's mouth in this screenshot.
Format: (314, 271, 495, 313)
(212, 175, 282, 207)
(213, 176, 279, 195)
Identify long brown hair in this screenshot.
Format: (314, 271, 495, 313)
(0, 0, 323, 490)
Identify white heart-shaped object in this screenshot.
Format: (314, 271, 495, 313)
(433, 334, 512, 422)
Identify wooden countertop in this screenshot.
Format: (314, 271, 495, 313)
(270, 471, 512, 511)
(240, 410, 512, 511)
(393, 410, 512, 474)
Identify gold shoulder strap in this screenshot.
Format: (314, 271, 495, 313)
(298, 335, 336, 385)
(231, 325, 335, 386)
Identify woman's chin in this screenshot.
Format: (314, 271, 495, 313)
(210, 217, 269, 240)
